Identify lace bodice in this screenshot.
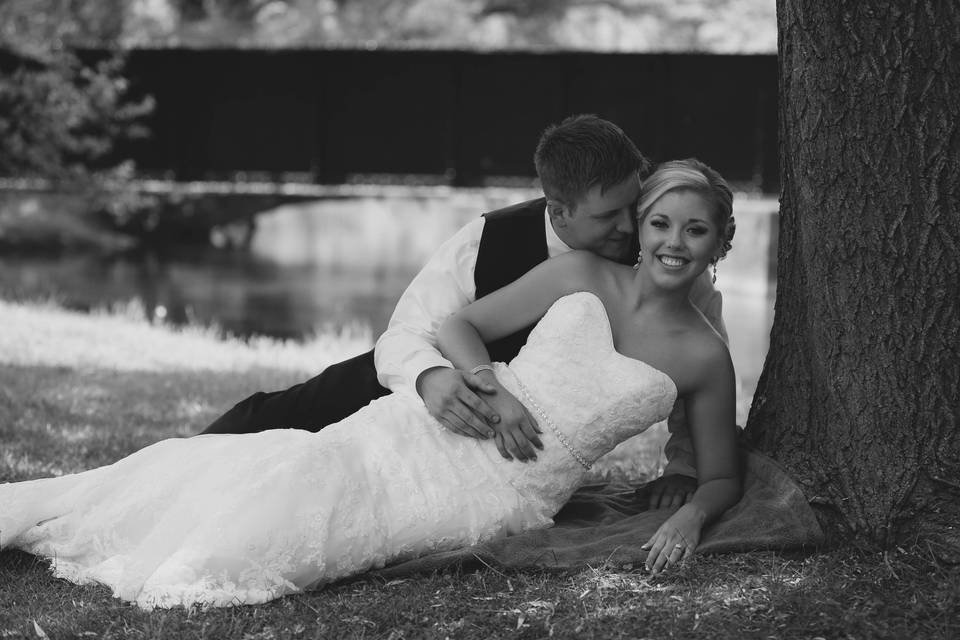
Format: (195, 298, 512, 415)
(0, 292, 679, 609)
(492, 292, 677, 508)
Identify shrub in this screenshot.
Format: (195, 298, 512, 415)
(0, 1, 153, 181)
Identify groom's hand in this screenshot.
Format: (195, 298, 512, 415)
(417, 367, 500, 439)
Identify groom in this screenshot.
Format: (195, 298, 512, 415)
(202, 114, 722, 507)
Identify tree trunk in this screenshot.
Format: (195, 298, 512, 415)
(746, 0, 960, 550)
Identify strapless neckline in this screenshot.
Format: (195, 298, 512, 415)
(568, 291, 679, 400)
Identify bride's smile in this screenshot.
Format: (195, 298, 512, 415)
(638, 189, 724, 287)
(657, 254, 689, 268)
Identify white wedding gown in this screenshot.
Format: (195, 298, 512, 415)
(0, 292, 677, 609)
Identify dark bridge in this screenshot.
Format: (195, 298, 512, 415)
(115, 48, 779, 193)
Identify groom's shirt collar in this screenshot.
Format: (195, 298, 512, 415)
(544, 209, 573, 258)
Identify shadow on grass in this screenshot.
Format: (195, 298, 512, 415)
(2, 545, 957, 639)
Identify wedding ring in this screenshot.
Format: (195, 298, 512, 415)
(674, 543, 684, 549)
(469, 364, 496, 376)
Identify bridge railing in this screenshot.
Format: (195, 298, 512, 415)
(100, 48, 778, 193)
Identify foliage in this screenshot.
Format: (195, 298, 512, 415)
(0, 55, 153, 179)
(0, 1, 153, 180)
(126, 0, 777, 53)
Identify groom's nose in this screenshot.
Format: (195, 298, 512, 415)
(614, 208, 634, 233)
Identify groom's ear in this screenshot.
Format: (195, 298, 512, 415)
(546, 200, 570, 226)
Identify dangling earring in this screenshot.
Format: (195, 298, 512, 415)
(712, 259, 718, 284)
(633, 248, 643, 270)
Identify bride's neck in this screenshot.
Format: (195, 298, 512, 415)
(629, 269, 697, 314)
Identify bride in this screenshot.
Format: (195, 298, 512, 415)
(0, 159, 740, 610)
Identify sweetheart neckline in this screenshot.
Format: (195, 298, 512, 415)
(558, 291, 679, 401)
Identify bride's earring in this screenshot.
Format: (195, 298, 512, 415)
(711, 259, 718, 284)
(633, 248, 643, 270)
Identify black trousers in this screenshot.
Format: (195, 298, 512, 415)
(201, 349, 391, 434)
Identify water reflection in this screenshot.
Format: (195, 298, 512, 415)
(0, 191, 778, 400)
(0, 249, 419, 340)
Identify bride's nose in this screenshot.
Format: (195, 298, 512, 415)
(665, 228, 685, 249)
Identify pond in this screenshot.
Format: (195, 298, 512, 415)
(0, 190, 779, 410)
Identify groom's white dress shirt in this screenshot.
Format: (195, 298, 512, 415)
(374, 212, 574, 394)
(373, 212, 727, 478)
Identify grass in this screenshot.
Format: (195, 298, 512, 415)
(1, 299, 958, 639)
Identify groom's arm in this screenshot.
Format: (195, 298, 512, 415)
(374, 217, 500, 438)
(375, 217, 482, 391)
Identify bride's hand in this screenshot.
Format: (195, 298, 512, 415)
(640, 503, 705, 575)
(478, 374, 543, 462)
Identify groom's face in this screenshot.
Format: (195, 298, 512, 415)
(553, 174, 641, 263)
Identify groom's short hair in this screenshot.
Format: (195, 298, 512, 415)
(534, 114, 650, 210)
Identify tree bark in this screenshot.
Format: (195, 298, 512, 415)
(746, 0, 960, 550)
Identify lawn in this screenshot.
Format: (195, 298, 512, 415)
(1, 300, 957, 639)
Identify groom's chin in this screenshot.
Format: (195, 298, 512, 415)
(603, 242, 633, 265)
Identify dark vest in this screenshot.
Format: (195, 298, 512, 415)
(474, 198, 550, 363)
(473, 197, 640, 363)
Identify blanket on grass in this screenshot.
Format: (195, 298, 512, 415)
(377, 448, 823, 577)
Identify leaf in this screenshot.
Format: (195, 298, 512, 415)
(32, 621, 49, 640)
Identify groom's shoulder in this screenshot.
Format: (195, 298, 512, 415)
(482, 197, 547, 222)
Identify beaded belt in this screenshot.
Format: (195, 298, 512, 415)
(506, 368, 592, 471)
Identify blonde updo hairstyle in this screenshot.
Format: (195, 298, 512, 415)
(636, 159, 735, 260)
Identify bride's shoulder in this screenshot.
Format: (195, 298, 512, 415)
(680, 319, 735, 384)
(552, 250, 610, 270)
(655, 322, 732, 398)
(691, 328, 731, 365)
(547, 251, 617, 287)
(671, 305, 731, 362)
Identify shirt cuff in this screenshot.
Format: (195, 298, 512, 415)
(403, 353, 455, 395)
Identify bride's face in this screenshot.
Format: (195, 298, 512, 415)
(638, 189, 722, 288)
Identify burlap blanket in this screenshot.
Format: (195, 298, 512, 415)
(377, 448, 823, 578)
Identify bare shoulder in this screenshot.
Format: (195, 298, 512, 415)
(547, 251, 619, 291)
(552, 250, 611, 271)
(683, 317, 735, 387)
(693, 329, 732, 367)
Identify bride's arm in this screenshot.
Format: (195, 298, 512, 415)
(437, 251, 598, 370)
(437, 252, 598, 460)
(642, 338, 741, 574)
